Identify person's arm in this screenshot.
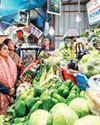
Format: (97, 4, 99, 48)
(0, 82, 10, 95)
(69, 69, 79, 74)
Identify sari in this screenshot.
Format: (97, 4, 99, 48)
(0, 56, 17, 115)
(9, 51, 22, 65)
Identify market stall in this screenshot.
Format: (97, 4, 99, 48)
(0, 0, 100, 125)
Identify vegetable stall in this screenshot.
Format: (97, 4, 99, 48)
(0, 40, 99, 125)
(0, 0, 100, 125)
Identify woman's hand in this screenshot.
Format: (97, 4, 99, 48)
(17, 63, 25, 70)
(87, 89, 100, 108)
(9, 88, 15, 96)
(17, 63, 25, 75)
(93, 96, 100, 108)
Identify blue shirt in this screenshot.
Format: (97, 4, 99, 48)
(75, 73, 90, 91)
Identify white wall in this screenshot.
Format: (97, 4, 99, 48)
(54, 4, 89, 48)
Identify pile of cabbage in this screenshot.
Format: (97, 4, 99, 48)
(28, 101, 100, 125)
(80, 26, 100, 49)
(79, 49, 100, 78)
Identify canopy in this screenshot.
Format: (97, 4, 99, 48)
(0, 0, 46, 17)
(0, 0, 46, 32)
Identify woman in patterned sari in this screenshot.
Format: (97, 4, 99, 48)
(3, 38, 24, 76)
(0, 43, 17, 115)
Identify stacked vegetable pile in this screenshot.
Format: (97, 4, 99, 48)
(80, 26, 100, 49)
(2, 41, 100, 124)
(79, 49, 100, 77)
(42, 43, 71, 66)
(5, 83, 89, 125)
(2, 63, 99, 125)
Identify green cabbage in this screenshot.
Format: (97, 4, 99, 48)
(48, 103, 78, 125)
(29, 109, 49, 125)
(79, 50, 100, 77)
(69, 98, 90, 117)
(74, 115, 100, 125)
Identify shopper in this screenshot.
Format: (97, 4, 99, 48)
(3, 39, 24, 75)
(4, 39, 21, 64)
(63, 60, 100, 114)
(61, 60, 77, 85)
(0, 43, 17, 115)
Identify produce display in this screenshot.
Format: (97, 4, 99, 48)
(80, 26, 100, 50)
(42, 43, 71, 66)
(1, 61, 97, 125)
(1, 30, 100, 125)
(78, 25, 100, 78)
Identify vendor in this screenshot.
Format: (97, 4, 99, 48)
(3, 38, 24, 75)
(0, 43, 17, 115)
(41, 36, 51, 58)
(62, 60, 100, 114)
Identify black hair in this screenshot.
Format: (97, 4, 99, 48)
(68, 60, 79, 71)
(16, 30, 23, 33)
(3, 38, 11, 46)
(42, 36, 51, 43)
(0, 43, 6, 50)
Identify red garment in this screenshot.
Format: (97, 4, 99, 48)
(0, 56, 17, 115)
(0, 56, 17, 89)
(61, 68, 77, 85)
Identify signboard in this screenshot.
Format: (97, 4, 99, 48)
(86, 0, 100, 25)
(47, 0, 61, 15)
(30, 24, 43, 38)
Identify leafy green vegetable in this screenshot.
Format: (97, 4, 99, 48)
(69, 98, 90, 117)
(29, 109, 49, 125)
(79, 50, 100, 77)
(14, 100, 26, 117)
(30, 100, 42, 114)
(49, 103, 78, 125)
(25, 96, 39, 111)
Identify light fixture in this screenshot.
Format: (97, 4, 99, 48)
(76, 0, 81, 23)
(44, 21, 50, 36)
(76, 13, 81, 23)
(45, 22, 49, 30)
(49, 26, 55, 35)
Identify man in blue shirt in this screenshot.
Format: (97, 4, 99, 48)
(68, 60, 100, 114)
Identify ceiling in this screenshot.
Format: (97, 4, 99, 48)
(62, 0, 90, 4)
